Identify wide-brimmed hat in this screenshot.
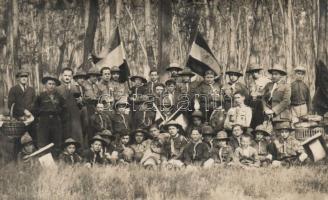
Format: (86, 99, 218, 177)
(246, 63, 263, 73)
(42, 73, 61, 86)
(87, 66, 101, 76)
(16, 69, 30, 78)
(20, 132, 33, 145)
(268, 64, 287, 76)
(111, 66, 120, 72)
(115, 97, 129, 107)
(201, 123, 215, 136)
(294, 66, 306, 73)
(178, 68, 195, 77)
(132, 128, 148, 136)
(214, 131, 229, 141)
(166, 63, 183, 72)
(165, 79, 176, 86)
(130, 75, 147, 84)
(226, 67, 243, 76)
(274, 121, 294, 131)
(163, 120, 182, 131)
(62, 138, 81, 149)
(191, 110, 203, 119)
(98, 129, 115, 138)
(253, 125, 271, 136)
(154, 82, 165, 89)
(73, 70, 87, 79)
(90, 135, 108, 145)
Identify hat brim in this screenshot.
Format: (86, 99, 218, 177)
(166, 67, 183, 72)
(163, 123, 182, 131)
(275, 127, 294, 131)
(253, 130, 271, 136)
(130, 76, 147, 84)
(214, 137, 230, 141)
(16, 72, 29, 78)
(41, 77, 61, 86)
(62, 141, 81, 149)
(246, 68, 262, 73)
(226, 71, 243, 76)
(73, 74, 87, 79)
(178, 72, 195, 77)
(268, 69, 287, 76)
(90, 137, 108, 145)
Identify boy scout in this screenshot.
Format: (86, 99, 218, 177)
(82, 135, 108, 167)
(233, 134, 260, 168)
(166, 63, 183, 81)
(59, 138, 82, 165)
(211, 131, 234, 165)
(33, 73, 65, 157)
(110, 98, 131, 139)
(252, 125, 275, 166)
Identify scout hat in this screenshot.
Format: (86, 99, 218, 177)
(98, 129, 115, 139)
(294, 66, 306, 73)
(20, 132, 33, 145)
(191, 110, 203, 119)
(166, 63, 183, 72)
(130, 74, 147, 84)
(253, 124, 271, 136)
(87, 66, 101, 76)
(201, 123, 215, 136)
(16, 68, 30, 78)
(165, 79, 176, 86)
(163, 120, 183, 131)
(42, 73, 61, 86)
(268, 63, 287, 76)
(226, 67, 243, 77)
(178, 68, 195, 77)
(115, 97, 129, 107)
(274, 121, 294, 131)
(214, 131, 229, 141)
(246, 63, 263, 73)
(111, 66, 120, 73)
(62, 138, 81, 149)
(131, 128, 149, 139)
(73, 70, 87, 79)
(90, 135, 108, 145)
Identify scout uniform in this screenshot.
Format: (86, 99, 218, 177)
(222, 67, 249, 111)
(108, 66, 129, 96)
(82, 135, 108, 166)
(163, 121, 188, 160)
(166, 63, 183, 81)
(251, 125, 275, 166)
(17, 132, 37, 167)
(97, 78, 115, 109)
(177, 68, 197, 95)
(89, 109, 112, 136)
(201, 123, 215, 150)
(33, 74, 65, 156)
(58, 138, 82, 165)
(110, 98, 131, 138)
(164, 79, 180, 111)
(262, 64, 291, 123)
(211, 131, 234, 165)
(180, 139, 211, 166)
(246, 63, 271, 128)
(234, 144, 260, 167)
(290, 66, 310, 124)
(130, 129, 151, 162)
(186, 110, 204, 138)
(84, 67, 101, 103)
(224, 103, 252, 130)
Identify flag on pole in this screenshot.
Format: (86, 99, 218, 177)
(91, 27, 130, 82)
(301, 133, 328, 162)
(186, 32, 221, 76)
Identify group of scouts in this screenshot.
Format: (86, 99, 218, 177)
(8, 60, 313, 168)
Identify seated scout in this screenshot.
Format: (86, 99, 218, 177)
(229, 124, 246, 151)
(115, 132, 134, 164)
(252, 125, 275, 166)
(211, 131, 234, 166)
(82, 135, 108, 167)
(96, 130, 118, 164)
(179, 129, 212, 167)
(130, 129, 151, 163)
(17, 132, 37, 167)
(271, 122, 308, 166)
(89, 103, 111, 137)
(110, 98, 131, 139)
(233, 134, 260, 168)
(59, 138, 82, 166)
(186, 110, 204, 138)
(201, 123, 215, 151)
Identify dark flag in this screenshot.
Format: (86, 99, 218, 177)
(91, 27, 130, 82)
(312, 60, 328, 115)
(186, 32, 221, 76)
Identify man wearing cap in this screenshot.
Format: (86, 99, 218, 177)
(177, 68, 196, 95)
(57, 67, 83, 145)
(271, 122, 308, 166)
(290, 66, 310, 124)
(262, 64, 291, 124)
(144, 69, 160, 95)
(246, 62, 271, 128)
(222, 67, 249, 111)
(108, 66, 129, 97)
(32, 73, 65, 156)
(194, 70, 222, 120)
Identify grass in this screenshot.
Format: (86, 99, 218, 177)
(0, 164, 328, 200)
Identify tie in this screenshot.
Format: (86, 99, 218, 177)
(151, 82, 154, 93)
(98, 114, 104, 129)
(120, 114, 127, 128)
(185, 83, 189, 93)
(79, 86, 83, 97)
(269, 83, 277, 100)
(219, 148, 223, 163)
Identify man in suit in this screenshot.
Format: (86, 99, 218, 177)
(262, 64, 291, 125)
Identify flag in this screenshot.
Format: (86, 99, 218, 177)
(159, 106, 189, 131)
(301, 133, 328, 162)
(186, 32, 221, 76)
(91, 27, 130, 82)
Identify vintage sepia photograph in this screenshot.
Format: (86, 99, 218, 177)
(0, 0, 328, 199)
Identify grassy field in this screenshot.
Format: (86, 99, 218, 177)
(0, 164, 328, 200)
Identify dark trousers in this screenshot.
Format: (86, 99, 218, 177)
(37, 115, 63, 158)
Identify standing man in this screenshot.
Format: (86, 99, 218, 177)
(109, 66, 129, 97)
(222, 67, 249, 111)
(290, 66, 311, 124)
(246, 63, 271, 128)
(33, 73, 65, 157)
(262, 64, 291, 125)
(98, 67, 114, 110)
(166, 63, 183, 81)
(144, 69, 160, 96)
(57, 67, 83, 145)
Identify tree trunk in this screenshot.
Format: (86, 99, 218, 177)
(158, 0, 172, 76)
(145, 0, 155, 69)
(83, 0, 99, 71)
(317, 0, 327, 64)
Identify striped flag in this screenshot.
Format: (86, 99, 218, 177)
(186, 32, 221, 76)
(91, 27, 130, 82)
